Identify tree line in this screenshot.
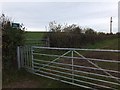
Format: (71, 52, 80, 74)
(46, 21, 118, 48)
(1, 15, 119, 70)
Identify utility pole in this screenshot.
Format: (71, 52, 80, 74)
(45, 26, 47, 32)
(110, 17, 113, 34)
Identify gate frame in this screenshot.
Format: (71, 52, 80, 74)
(17, 46, 120, 89)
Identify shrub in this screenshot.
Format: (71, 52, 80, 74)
(1, 14, 25, 70)
(46, 21, 117, 48)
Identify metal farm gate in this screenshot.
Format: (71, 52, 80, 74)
(17, 46, 120, 89)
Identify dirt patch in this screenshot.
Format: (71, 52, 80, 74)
(3, 79, 41, 88)
(57, 57, 119, 77)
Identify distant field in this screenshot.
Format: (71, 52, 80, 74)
(25, 32, 47, 46)
(3, 32, 119, 89)
(25, 32, 119, 50)
(86, 38, 119, 50)
(25, 32, 46, 39)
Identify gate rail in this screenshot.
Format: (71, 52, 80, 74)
(17, 46, 120, 89)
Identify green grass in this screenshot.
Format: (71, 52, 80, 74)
(2, 69, 80, 88)
(25, 32, 119, 50)
(86, 38, 119, 50)
(24, 32, 48, 46)
(3, 33, 119, 88)
(25, 32, 46, 39)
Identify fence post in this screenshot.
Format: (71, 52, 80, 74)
(17, 46, 21, 69)
(21, 46, 24, 68)
(47, 37, 50, 47)
(31, 46, 34, 72)
(71, 50, 74, 83)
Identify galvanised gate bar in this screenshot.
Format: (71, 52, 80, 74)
(17, 46, 120, 90)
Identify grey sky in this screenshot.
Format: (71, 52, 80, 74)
(118, 1, 120, 32)
(1, 1, 119, 33)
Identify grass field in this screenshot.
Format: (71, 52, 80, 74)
(25, 32, 46, 39)
(3, 32, 119, 89)
(25, 32, 119, 50)
(86, 38, 119, 50)
(3, 32, 81, 88)
(25, 32, 48, 46)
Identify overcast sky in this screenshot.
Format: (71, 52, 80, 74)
(1, 1, 119, 33)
